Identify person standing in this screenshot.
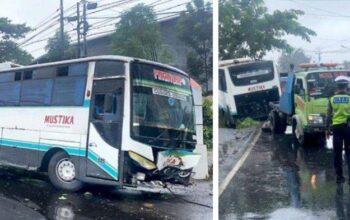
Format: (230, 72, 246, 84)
(326, 76, 350, 184)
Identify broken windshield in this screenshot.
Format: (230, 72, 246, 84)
(130, 62, 195, 147)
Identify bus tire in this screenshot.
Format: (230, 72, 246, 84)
(226, 114, 236, 128)
(223, 107, 235, 128)
(48, 151, 84, 192)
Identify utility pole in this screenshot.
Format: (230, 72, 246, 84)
(82, 0, 87, 57)
(60, 0, 65, 57)
(76, 2, 81, 58)
(67, 1, 97, 58)
(316, 48, 322, 64)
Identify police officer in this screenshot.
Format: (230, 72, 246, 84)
(326, 76, 350, 184)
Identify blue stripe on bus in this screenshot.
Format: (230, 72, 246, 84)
(83, 99, 91, 107)
(1, 138, 86, 156)
(0, 138, 118, 179)
(87, 151, 118, 179)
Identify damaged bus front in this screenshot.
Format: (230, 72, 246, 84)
(125, 61, 200, 187)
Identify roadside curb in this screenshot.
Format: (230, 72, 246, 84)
(219, 127, 262, 196)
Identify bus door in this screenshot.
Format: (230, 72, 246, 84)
(86, 79, 124, 181)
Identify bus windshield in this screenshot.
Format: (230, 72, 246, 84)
(306, 71, 350, 98)
(229, 61, 274, 86)
(130, 62, 195, 148)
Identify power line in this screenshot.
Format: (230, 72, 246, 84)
(287, 0, 349, 17)
(19, 18, 60, 46)
(302, 12, 350, 18)
(23, 0, 185, 47)
(88, 1, 191, 31)
(24, 0, 195, 55)
(20, 2, 78, 46)
(88, 10, 187, 19)
(87, 0, 137, 15)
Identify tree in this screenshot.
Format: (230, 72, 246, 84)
(45, 30, 75, 62)
(219, 0, 316, 60)
(278, 48, 311, 73)
(112, 4, 168, 62)
(0, 17, 32, 64)
(177, 0, 213, 92)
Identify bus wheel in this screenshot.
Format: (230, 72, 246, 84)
(226, 113, 236, 128)
(48, 151, 84, 192)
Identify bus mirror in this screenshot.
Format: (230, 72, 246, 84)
(87, 90, 91, 97)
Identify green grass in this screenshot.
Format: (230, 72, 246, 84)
(236, 117, 260, 129)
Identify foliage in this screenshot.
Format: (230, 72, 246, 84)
(177, 0, 212, 91)
(112, 4, 169, 62)
(203, 98, 213, 149)
(0, 17, 32, 64)
(236, 117, 260, 129)
(45, 30, 75, 62)
(278, 48, 311, 73)
(219, 0, 316, 60)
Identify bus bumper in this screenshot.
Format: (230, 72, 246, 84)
(127, 149, 201, 187)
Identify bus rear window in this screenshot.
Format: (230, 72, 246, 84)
(229, 61, 274, 86)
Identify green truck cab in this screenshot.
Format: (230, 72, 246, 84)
(269, 64, 350, 145)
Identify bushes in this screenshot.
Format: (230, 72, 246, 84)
(236, 117, 260, 129)
(203, 98, 213, 149)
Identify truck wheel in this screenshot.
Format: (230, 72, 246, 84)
(269, 111, 287, 134)
(48, 151, 84, 192)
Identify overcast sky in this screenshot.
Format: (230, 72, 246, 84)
(264, 0, 350, 64)
(0, 0, 196, 59)
(2, 0, 348, 64)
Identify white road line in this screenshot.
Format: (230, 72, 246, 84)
(219, 129, 262, 196)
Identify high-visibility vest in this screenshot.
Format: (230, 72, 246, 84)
(330, 94, 350, 125)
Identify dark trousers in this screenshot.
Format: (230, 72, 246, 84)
(333, 124, 350, 179)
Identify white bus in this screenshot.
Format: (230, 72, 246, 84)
(219, 59, 280, 127)
(0, 55, 200, 191)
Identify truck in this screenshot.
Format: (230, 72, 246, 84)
(269, 63, 350, 145)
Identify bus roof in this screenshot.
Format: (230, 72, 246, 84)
(219, 58, 253, 67)
(219, 59, 272, 68)
(0, 55, 189, 77)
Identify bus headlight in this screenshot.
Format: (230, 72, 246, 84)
(308, 114, 323, 124)
(128, 151, 156, 170)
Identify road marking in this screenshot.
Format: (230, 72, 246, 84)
(219, 129, 262, 196)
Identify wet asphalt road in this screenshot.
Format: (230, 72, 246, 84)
(220, 131, 349, 220)
(0, 167, 212, 220)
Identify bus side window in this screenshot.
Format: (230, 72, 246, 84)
(94, 94, 105, 118)
(52, 63, 87, 106)
(219, 69, 227, 92)
(93, 93, 118, 120)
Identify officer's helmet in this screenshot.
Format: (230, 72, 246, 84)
(335, 76, 350, 90)
(335, 76, 350, 84)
